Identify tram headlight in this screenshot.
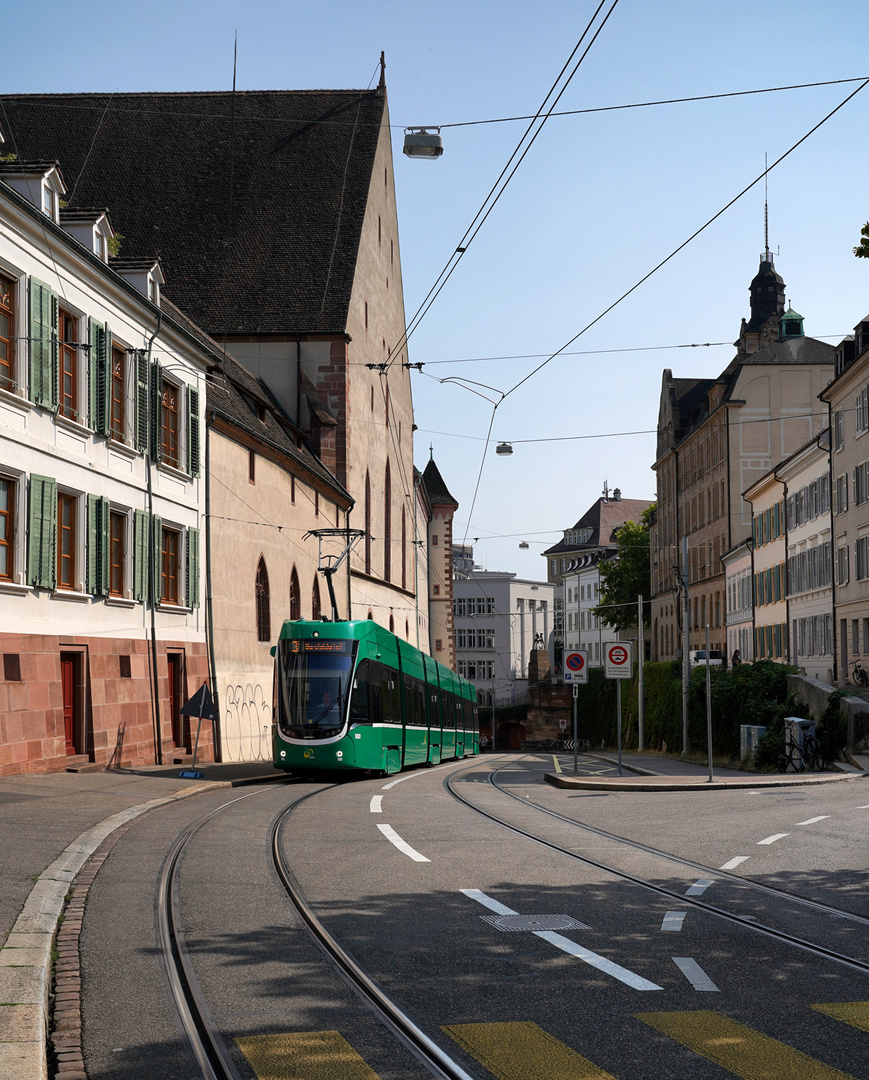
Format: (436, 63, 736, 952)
(336, 751, 343, 759)
(280, 750, 286, 758)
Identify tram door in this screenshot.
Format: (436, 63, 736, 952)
(168, 654, 185, 750)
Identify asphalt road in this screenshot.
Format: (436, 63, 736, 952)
(71, 756, 869, 1079)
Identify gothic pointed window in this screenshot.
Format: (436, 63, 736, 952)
(364, 471, 371, 574)
(312, 574, 322, 621)
(384, 461, 391, 581)
(256, 557, 271, 642)
(290, 565, 300, 620)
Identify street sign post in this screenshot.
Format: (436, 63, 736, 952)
(604, 642, 633, 775)
(572, 683, 579, 774)
(563, 650, 588, 684)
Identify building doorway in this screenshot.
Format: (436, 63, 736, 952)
(60, 652, 82, 756)
(168, 653, 187, 751)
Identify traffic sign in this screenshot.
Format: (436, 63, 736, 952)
(604, 641, 632, 679)
(562, 650, 588, 684)
(558, 718, 567, 730)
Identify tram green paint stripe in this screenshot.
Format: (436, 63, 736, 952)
(811, 1001, 869, 1033)
(636, 1011, 858, 1080)
(443, 1021, 617, 1080)
(236, 1031, 381, 1080)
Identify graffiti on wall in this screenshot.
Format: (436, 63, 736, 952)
(222, 682, 272, 762)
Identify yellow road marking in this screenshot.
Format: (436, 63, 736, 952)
(442, 1021, 617, 1080)
(236, 1031, 381, 1080)
(812, 1001, 869, 1033)
(636, 1010, 858, 1080)
(552, 755, 562, 773)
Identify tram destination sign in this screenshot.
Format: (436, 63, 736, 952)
(604, 641, 632, 679)
(562, 650, 588, 684)
(291, 639, 352, 654)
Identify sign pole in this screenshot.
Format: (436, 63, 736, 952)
(706, 622, 714, 783)
(637, 593, 645, 751)
(572, 683, 579, 774)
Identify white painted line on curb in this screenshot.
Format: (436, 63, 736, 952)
(461, 889, 662, 991)
(757, 833, 789, 845)
(685, 879, 714, 896)
(719, 856, 750, 870)
(369, 796, 383, 813)
(795, 816, 829, 825)
(673, 957, 719, 991)
(661, 911, 687, 932)
(376, 824, 430, 862)
(381, 760, 463, 789)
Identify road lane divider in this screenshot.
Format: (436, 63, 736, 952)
(369, 796, 383, 813)
(719, 856, 750, 869)
(685, 878, 714, 896)
(757, 833, 789, 845)
(672, 958, 719, 991)
(376, 824, 430, 862)
(796, 816, 830, 825)
(461, 889, 662, 991)
(661, 911, 686, 932)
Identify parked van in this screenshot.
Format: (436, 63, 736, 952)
(689, 649, 724, 666)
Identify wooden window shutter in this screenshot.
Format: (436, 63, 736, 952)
(29, 278, 58, 411)
(152, 514, 162, 600)
(187, 385, 200, 477)
(134, 351, 149, 452)
(150, 362, 163, 462)
(186, 526, 200, 608)
(27, 474, 57, 589)
(88, 318, 110, 434)
(133, 509, 149, 600)
(87, 495, 111, 594)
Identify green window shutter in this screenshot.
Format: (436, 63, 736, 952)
(29, 278, 59, 411)
(27, 474, 57, 589)
(134, 351, 150, 452)
(133, 509, 149, 601)
(150, 362, 163, 462)
(774, 623, 782, 657)
(87, 495, 111, 594)
(152, 515, 162, 601)
(186, 526, 200, 608)
(187, 385, 201, 477)
(87, 318, 109, 434)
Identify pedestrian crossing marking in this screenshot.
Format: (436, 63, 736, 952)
(812, 1001, 869, 1033)
(235, 1031, 381, 1080)
(442, 1021, 617, 1080)
(636, 1010, 858, 1080)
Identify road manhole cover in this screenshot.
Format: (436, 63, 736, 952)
(480, 914, 590, 932)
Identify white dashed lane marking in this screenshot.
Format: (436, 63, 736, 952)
(673, 957, 719, 991)
(757, 833, 789, 845)
(685, 879, 714, 896)
(795, 815, 829, 825)
(719, 856, 750, 870)
(369, 796, 383, 813)
(661, 911, 687, 932)
(376, 824, 430, 862)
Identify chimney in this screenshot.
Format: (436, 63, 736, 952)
(613, 487, 621, 501)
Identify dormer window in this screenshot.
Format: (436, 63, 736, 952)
(147, 274, 159, 304)
(42, 181, 58, 221)
(93, 219, 113, 262)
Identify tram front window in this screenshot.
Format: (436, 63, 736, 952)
(277, 639, 355, 739)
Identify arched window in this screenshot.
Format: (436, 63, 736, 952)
(405, 619, 410, 640)
(401, 507, 406, 590)
(384, 460, 391, 581)
(289, 566, 301, 620)
(364, 471, 371, 574)
(255, 557, 271, 642)
(312, 575, 321, 621)
(389, 613, 394, 633)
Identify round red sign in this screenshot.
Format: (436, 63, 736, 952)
(608, 645, 629, 665)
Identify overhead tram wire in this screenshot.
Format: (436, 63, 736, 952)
(501, 75, 869, 403)
(384, 0, 621, 376)
(456, 76, 869, 543)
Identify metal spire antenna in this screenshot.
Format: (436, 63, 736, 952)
(764, 151, 770, 261)
(303, 529, 365, 622)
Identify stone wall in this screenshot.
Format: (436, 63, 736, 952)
(787, 673, 869, 752)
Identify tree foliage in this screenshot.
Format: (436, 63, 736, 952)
(592, 503, 654, 633)
(855, 222, 869, 258)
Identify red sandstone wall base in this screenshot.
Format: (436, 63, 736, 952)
(0, 633, 213, 776)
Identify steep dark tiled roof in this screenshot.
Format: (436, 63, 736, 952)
(422, 459, 458, 508)
(543, 496, 652, 557)
(1, 90, 386, 335)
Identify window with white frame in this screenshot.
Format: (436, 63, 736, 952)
(833, 409, 845, 451)
(857, 536, 869, 582)
(837, 545, 850, 586)
(0, 269, 20, 394)
(836, 474, 849, 515)
(0, 469, 26, 586)
(857, 386, 869, 435)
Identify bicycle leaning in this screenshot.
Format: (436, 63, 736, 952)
(778, 728, 824, 773)
(850, 659, 868, 687)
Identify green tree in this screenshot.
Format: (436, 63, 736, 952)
(592, 503, 654, 633)
(854, 222, 869, 258)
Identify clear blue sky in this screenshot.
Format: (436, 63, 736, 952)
(5, 1, 869, 580)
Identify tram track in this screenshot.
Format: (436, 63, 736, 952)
(444, 756, 869, 977)
(156, 779, 481, 1080)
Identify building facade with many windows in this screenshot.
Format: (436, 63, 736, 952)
(453, 572, 554, 706)
(0, 163, 213, 774)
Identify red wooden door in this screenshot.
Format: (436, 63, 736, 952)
(61, 656, 76, 755)
(168, 655, 184, 748)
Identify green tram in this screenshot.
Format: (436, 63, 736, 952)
(272, 619, 480, 776)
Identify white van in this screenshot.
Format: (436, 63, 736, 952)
(689, 649, 724, 666)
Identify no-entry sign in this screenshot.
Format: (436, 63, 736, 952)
(562, 650, 588, 684)
(604, 641, 632, 679)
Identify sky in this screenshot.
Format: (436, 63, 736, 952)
(5, 0, 869, 582)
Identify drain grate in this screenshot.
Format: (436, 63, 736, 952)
(480, 913, 590, 932)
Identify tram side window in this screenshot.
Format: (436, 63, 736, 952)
(427, 685, 441, 729)
(382, 668, 401, 725)
(461, 698, 472, 731)
(350, 660, 371, 723)
(413, 679, 425, 727)
(442, 692, 455, 729)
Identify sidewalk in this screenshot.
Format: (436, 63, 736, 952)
(0, 760, 287, 1080)
(545, 750, 869, 791)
